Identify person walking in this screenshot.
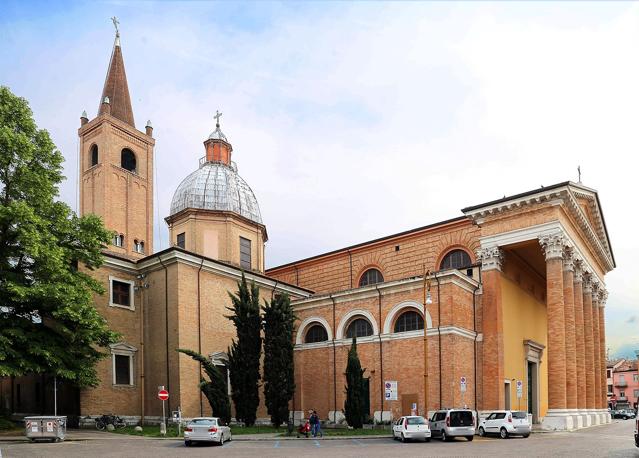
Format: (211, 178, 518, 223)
(311, 410, 322, 438)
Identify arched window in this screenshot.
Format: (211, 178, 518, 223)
(393, 310, 424, 333)
(346, 318, 374, 338)
(90, 144, 98, 167)
(113, 234, 124, 247)
(359, 268, 384, 287)
(440, 249, 472, 275)
(121, 148, 136, 172)
(134, 240, 145, 254)
(304, 324, 329, 343)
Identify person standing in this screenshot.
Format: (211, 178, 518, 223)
(311, 410, 322, 438)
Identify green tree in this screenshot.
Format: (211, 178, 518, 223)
(262, 293, 295, 428)
(177, 349, 231, 424)
(0, 86, 117, 387)
(226, 273, 261, 426)
(344, 337, 367, 429)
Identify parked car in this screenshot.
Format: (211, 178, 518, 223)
(478, 410, 531, 439)
(392, 416, 431, 443)
(612, 410, 635, 420)
(429, 409, 475, 442)
(635, 415, 638, 448)
(184, 417, 231, 446)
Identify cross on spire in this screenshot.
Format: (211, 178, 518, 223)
(111, 16, 120, 36)
(214, 110, 223, 128)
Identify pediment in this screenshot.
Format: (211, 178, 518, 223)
(110, 342, 138, 353)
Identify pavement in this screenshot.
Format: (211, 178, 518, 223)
(0, 418, 637, 457)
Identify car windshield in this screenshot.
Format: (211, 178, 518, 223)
(190, 419, 217, 425)
(449, 411, 473, 427)
(512, 412, 527, 419)
(407, 417, 426, 425)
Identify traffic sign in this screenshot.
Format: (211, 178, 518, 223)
(460, 376, 467, 393)
(516, 380, 523, 399)
(158, 389, 169, 401)
(385, 381, 398, 401)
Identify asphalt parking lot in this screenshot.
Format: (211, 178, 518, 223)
(1, 419, 637, 457)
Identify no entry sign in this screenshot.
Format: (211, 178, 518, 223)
(158, 389, 169, 401)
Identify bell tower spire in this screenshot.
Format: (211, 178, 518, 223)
(98, 16, 135, 127)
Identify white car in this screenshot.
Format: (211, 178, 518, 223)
(478, 410, 530, 439)
(184, 417, 231, 446)
(392, 415, 431, 442)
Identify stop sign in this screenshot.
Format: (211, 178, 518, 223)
(158, 389, 169, 401)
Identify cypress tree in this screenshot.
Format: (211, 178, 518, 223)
(177, 348, 231, 424)
(262, 293, 296, 428)
(344, 337, 366, 429)
(226, 273, 261, 426)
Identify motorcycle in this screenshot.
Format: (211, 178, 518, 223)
(95, 414, 127, 430)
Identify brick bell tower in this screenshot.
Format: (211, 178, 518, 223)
(78, 21, 155, 259)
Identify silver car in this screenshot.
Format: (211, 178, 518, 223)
(478, 410, 531, 438)
(184, 417, 231, 446)
(429, 409, 475, 442)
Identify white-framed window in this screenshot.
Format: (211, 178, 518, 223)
(113, 233, 124, 247)
(240, 237, 251, 270)
(110, 343, 137, 386)
(109, 276, 135, 310)
(134, 239, 145, 254)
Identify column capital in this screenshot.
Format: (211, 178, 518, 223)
(582, 272, 593, 293)
(591, 281, 601, 304)
(477, 246, 503, 271)
(539, 232, 565, 260)
(598, 289, 608, 307)
(563, 246, 575, 272)
(573, 258, 584, 282)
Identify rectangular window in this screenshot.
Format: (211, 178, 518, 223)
(112, 280, 131, 307)
(634, 389, 639, 398)
(620, 374, 626, 382)
(608, 384, 613, 393)
(176, 232, 185, 249)
(634, 374, 639, 382)
(607, 369, 612, 378)
(620, 391, 625, 397)
(114, 354, 132, 385)
(240, 237, 251, 270)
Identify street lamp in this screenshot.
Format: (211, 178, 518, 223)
(423, 266, 432, 418)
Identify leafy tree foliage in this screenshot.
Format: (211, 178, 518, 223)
(344, 337, 367, 428)
(177, 349, 231, 424)
(226, 273, 261, 426)
(0, 86, 116, 387)
(262, 293, 295, 428)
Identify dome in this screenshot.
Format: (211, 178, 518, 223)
(169, 160, 262, 224)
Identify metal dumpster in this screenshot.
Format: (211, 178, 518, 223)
(25, 416, 67, 442)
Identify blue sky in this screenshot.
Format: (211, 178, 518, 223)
(1, 1, 637, 358)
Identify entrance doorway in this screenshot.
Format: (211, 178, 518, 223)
(504, 380, 511, 410)
(401, 393, 419, 416)
(524, 339, 544, 424)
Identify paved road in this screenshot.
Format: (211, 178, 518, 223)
(1, 419, 637, 457)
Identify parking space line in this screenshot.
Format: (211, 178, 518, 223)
(274, 440, 280, 448)
(351, 439, 365, 447)
(313, 439, 321, 447)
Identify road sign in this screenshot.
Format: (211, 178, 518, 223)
(516, 380, 523, 399)
(158, 389, 169, 401)
(385, 381, 398, 401)
(460, 376, 467, 393)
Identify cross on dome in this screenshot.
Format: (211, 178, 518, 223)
(214, 110, 222, 127)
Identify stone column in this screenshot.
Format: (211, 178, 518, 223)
(539, 233, 570, 430)
(562, 250, 578, 412)
(598, 290, 609, 422)
(477, 246, 505, 410)
(573, 262, 587, 417)
(592, 283, 602, 417)
(582, 276, 596, 417)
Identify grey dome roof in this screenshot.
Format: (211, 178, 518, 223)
(208, 125, 228, 142)
(170, 160, 262, 224)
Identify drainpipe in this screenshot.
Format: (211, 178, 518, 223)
(197, 258, 204, 416)
(158, 255, 171, 414)
(294, 265, 299, 286)
(139, 275, 146, 424)
(435, 272, 442, 408)
(472, 278, 480, 411)
(330, 294, 337, 422)
(375, 284, 384, 422)
(271, 280, 279, 299)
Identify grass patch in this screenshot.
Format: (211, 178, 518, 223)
(110, 424, 282, 438)
(279, 427, 390, 437)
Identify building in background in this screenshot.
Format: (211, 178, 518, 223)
(608, 358, 639, 411)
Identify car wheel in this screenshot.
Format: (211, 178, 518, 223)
(500, 428, 508, 439)
(523, 434, 530, 438)
(425, 437, 431, 443)
(466, 435, 474, 441)
(478, 427, 485, 437)
(184, 440, 191, 447)
(441, 431, 448, 442)
(401, 433, 406, 443)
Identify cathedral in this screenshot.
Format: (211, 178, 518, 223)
(1, 27, 615, 431)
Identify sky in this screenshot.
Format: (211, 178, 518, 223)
(1, 1, 637, 358)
